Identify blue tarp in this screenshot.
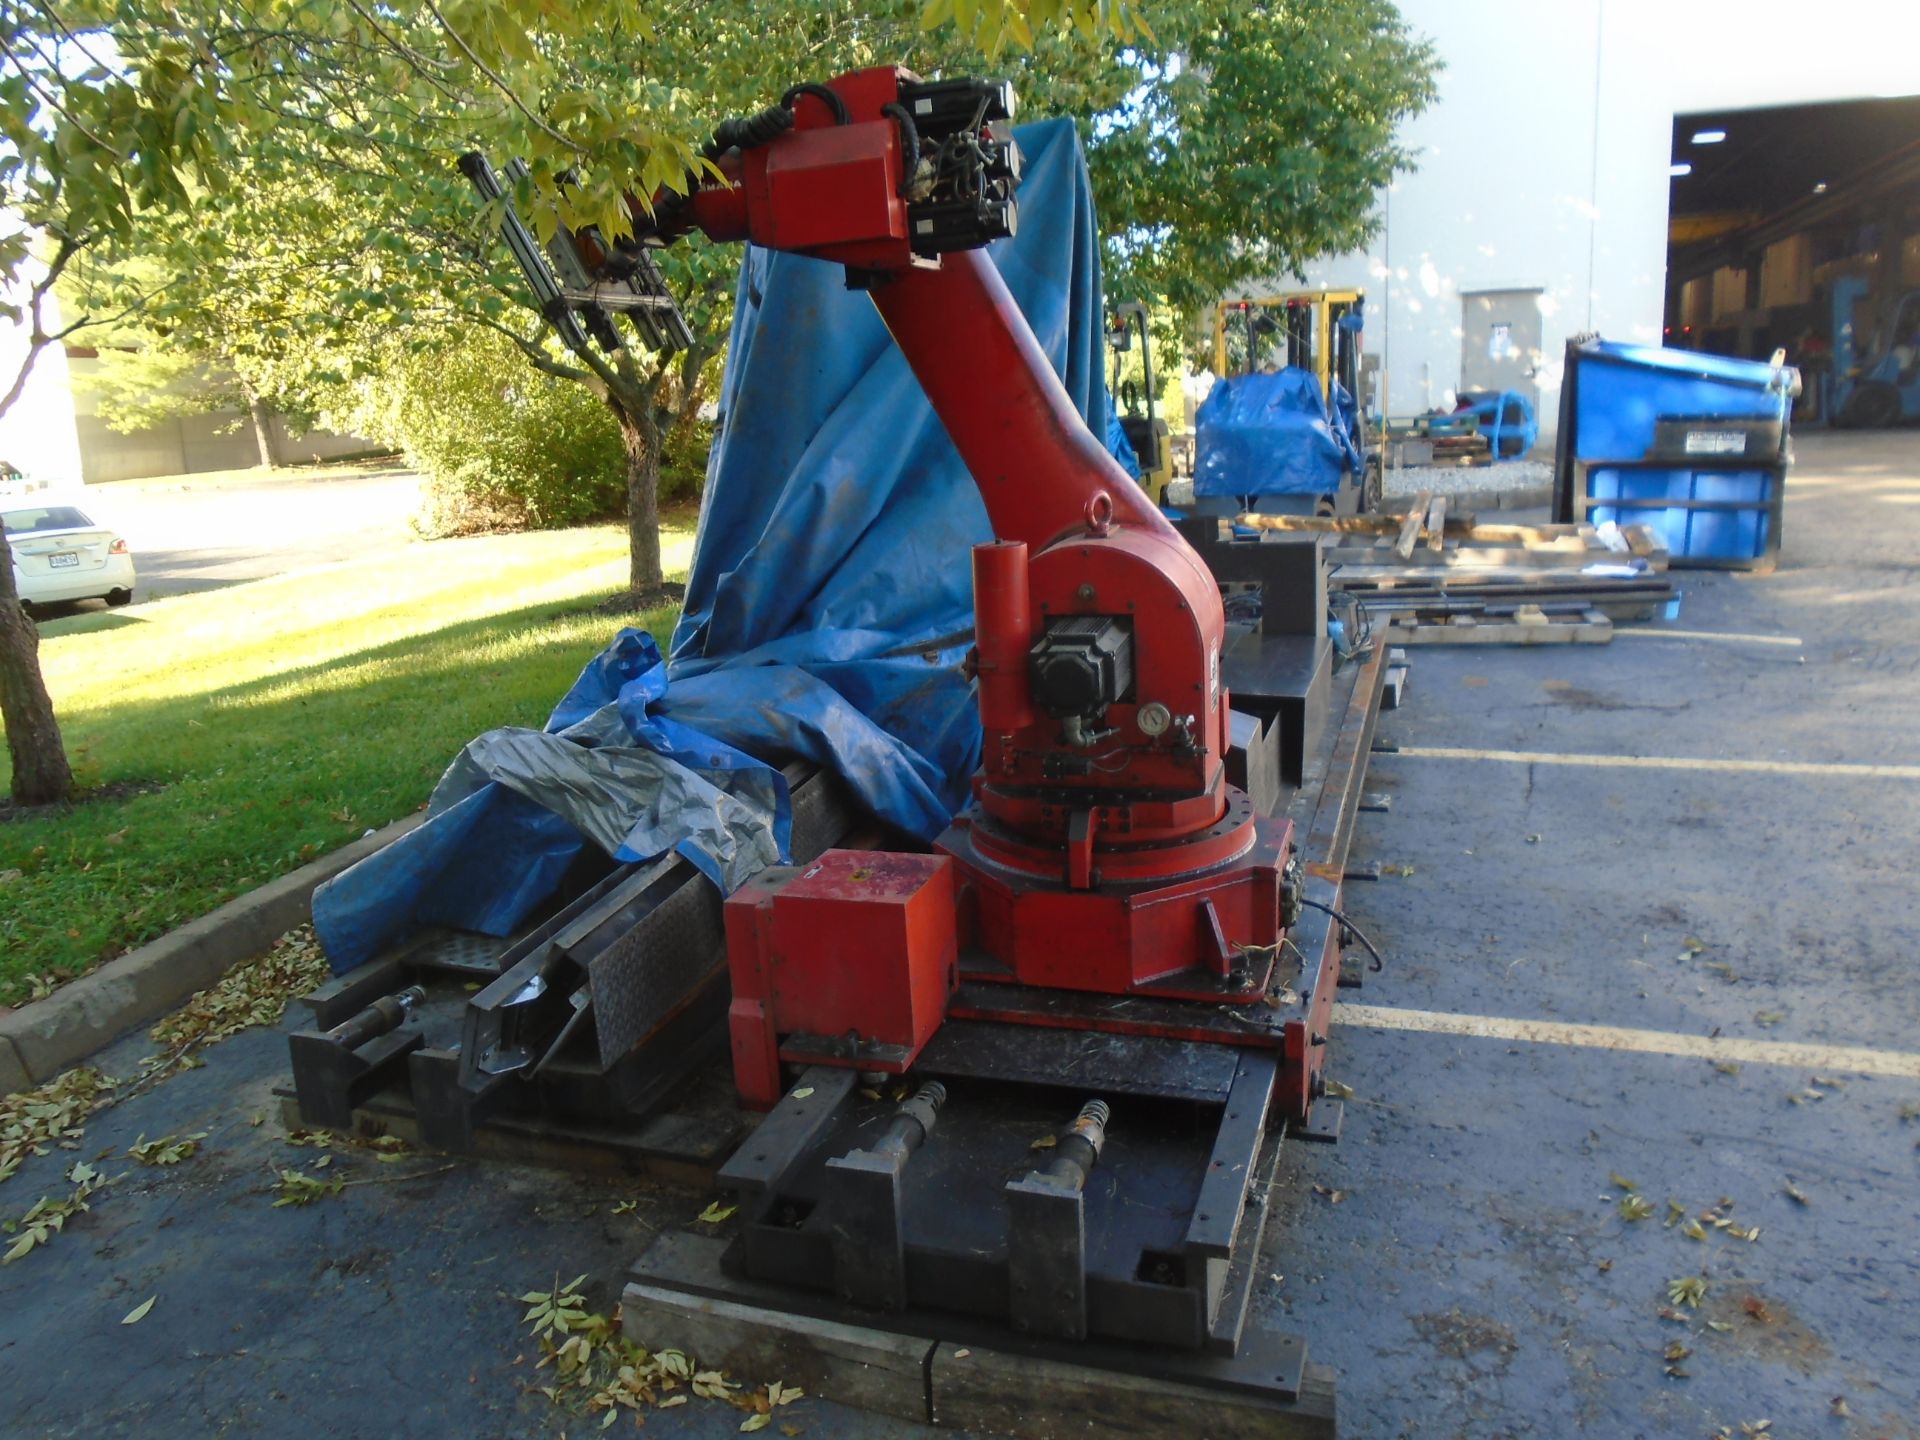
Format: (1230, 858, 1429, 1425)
(1192, 367, 1361, 497)
(312, 117, 1125, 974)
(1455, 390, 1539, 460)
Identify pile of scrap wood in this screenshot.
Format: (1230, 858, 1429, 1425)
(1237, 491, 1674, 646)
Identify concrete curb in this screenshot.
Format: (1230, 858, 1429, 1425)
(0, 813, 422, 1096)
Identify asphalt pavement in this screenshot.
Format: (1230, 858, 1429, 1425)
(0, 432, 1916, 1439)
(57, 468, 422, 604)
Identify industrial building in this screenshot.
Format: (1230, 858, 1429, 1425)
(1284, 0, 1920, 433)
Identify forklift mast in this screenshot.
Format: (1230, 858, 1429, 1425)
(1212, 290, 1365, 409)
(1107, 300, 1173, 501)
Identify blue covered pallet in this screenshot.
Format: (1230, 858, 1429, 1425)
(1192, 367, 1361, 512)
(313, 119, 1131, 971)
(1552, 338, 1798, 572)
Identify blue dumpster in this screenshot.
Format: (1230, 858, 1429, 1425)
(1551, 339, 1799, 571)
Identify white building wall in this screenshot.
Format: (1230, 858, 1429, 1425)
(1282, 0, 1920, 434)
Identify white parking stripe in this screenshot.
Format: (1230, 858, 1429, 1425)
(1333, 1003, 1920, 1079)
(1391, 746, 1920, 780)
(1615, 628, 1801, 647)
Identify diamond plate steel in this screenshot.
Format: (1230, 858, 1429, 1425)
(587, 769, 862, 1066)
(413, 931, 512, 976)
(588, 870, 723, 1066)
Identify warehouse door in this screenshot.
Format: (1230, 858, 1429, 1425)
(1460, 288, 1544, 412)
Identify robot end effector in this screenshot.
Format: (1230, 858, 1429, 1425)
(640, 68, 1023, 284)
(458, 67, 1021, 356)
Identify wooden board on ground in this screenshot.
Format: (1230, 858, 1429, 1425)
(928, 1341, 1338, 1439)
(1326, 543, 1641, 569)
(1394, 491, 1431, 559)
(1236, 511, 1636, 548)
(1388, 607, 1613, 646)
(626, 1230, 1339, 1439)
(617, 1280, 1339, 1440)
(1425, 493, 1447, 552)
(1330, 564, 1660, 586)
(622, 1280, 934, 1426)
(1232, 509, 1480, 536)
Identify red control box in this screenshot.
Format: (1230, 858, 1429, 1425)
(724, 849, 957, 1108)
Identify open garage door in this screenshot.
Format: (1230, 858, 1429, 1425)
(1664, 94, 1920, 428)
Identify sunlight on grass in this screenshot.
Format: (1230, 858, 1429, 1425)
(34, 524, 696, 715)
(0, 521, 694, 1001)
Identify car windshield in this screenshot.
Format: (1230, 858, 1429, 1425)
(2, 505, 95, 534)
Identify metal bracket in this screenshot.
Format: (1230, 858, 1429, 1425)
(826, 1150, 910, 1311)
(289, 1025, 422, 1131)
(1005, 1176, 1088, 1340)
(1290, 1099, 1343, 1146)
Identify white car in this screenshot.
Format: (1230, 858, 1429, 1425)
(4, 500, 137, 610)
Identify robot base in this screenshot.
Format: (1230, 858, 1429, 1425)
(938, 788, 1295, 1001)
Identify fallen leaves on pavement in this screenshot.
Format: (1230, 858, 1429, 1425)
(4, 928, 331, 1195)
(1667, 1275, 1708, 1309)
(271, 1169, 344, 1207)
(128, 1132, 206, 1166)
(2, 1162, 115, 1263)
(150, 926, 329, 1056)
(0, 1068, 112, 1186)
(514, 1275, 807, 1431)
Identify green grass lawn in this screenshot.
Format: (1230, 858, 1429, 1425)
(0, 521, 693, 1003)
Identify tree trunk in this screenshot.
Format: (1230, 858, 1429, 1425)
(0, 529, 72, 806)
(244, 383, 281, 468)
(614, 399, 664, 593)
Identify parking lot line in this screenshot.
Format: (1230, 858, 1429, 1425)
(1614, 628, 1802, 647)
(1333, 1003, 1920, 1079)
(1393, 746, 1920, 780)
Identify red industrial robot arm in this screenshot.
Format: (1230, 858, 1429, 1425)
(625, 67, 1232, 866)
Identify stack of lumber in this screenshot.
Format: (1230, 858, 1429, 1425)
(1237, 493, 1674, 646)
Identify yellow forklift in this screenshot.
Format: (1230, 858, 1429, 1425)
(1106, 301, 1175, 505)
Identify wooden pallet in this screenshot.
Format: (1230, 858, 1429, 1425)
(1238, 504, 1669, 574)
(1406, 448, 1493, 469)
(1388, 606, 1613, 646)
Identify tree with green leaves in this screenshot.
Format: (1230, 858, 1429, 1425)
(1, 0, 712, 803)
(2, 0, 1431, 806)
